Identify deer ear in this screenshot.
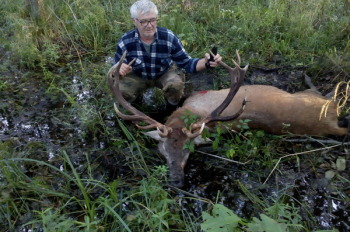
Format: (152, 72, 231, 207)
(144, 130, 166, 141)
(193, 136, 211, 145)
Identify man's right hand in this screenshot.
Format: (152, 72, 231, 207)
(119, 63, 132, 76)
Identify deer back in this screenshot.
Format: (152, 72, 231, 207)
(184, 85, 347, 136)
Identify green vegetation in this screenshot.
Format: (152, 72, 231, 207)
(0, 0, 349, 231)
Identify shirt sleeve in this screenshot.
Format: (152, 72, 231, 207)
(170, 36, 199, 74)
(114, 40, 125, 65)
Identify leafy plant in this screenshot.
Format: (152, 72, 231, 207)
(180, 109, 199, 130)
(201, 204, 242, 232)
(247, 214, 289, 232)
(183, 139, 195, 152)
(201, 203, 304, 232)
(30, 208, 79, 232)
(207, 119, 280, 168)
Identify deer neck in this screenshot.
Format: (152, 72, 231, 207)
(165, 108, 194, 128)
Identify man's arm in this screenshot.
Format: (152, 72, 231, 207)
(168, 29, 222, 73)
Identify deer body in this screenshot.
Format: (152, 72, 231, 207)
(183, 85, 347, 136)
(108, 51, 349, 188)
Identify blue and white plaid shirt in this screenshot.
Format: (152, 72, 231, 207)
(114, 27, 199, 80)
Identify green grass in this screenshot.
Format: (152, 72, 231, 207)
(1, 0, 349, 73)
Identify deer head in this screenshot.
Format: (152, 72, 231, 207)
(108, 51, 248, 187)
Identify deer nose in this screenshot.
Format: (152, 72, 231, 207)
(169, 173, 184, 188)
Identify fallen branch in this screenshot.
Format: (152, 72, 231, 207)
(283, 138, 350, 145)
(196, 150, 251, 165)
(263, 144, 342, 185)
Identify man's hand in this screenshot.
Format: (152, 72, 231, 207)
(119, 63, 132, 76)
(196, 53, 222, 72)
(119, 58, 136, 76)
(204, 53, 222, 68)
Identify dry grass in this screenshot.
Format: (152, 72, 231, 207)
(320, 80, 350, 119)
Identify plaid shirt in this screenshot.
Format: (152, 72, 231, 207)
(114, 27, 199, 80)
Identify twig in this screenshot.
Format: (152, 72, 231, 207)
(195, 150, 251, 165)
(263, 144, 342, 185)
(283, 138, 350, 145)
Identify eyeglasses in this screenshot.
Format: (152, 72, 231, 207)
(136, 18, 158, 26)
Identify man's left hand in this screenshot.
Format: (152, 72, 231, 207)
(204, 53, 222, 68)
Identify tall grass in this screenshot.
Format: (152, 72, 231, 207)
(0, 139, 183, 231)
(1, 0, 349, 73)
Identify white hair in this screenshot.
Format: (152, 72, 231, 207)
(130, 0, 158, 19)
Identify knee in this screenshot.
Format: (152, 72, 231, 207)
(162, 82, 185, 105)
(122, 92, 138, 103)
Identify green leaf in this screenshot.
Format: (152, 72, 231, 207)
(201, 204, 241, 232)
(183, 140, 195, 152)
(226, 149, 236, 159)
(247, 214, 288, 232)
(212, 139, 219, 150)
(256, 130, 265, 137)
(336, 157, 346, 171)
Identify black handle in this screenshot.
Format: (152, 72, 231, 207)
(209, 46, 218, 62)
(206, 46, 218, 69)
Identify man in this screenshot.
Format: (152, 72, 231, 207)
(114, 0, 222, 105)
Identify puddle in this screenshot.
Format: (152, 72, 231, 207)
(71, 75, 93, 103)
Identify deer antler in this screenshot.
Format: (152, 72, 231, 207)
(184, 50, 248, 136)
(207, 50, 248, 120)
(107, 51, 172, 137)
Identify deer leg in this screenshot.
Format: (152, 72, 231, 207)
(118, 73, 148, 103)
(157, 66, 185, 105)
(304, 73, 322, 95)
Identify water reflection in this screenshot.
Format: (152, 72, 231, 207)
(0, 115, 9, 133)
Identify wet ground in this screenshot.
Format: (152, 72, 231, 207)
(1, 55, 349, 231)
(181, 146, 350, 231)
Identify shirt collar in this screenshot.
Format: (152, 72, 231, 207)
(134, 27, 159, 42)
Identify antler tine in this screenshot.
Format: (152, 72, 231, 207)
(210, 50, 246, 85)
(108, 51, 171, 135)
(182, 122, 206, 139)
(235, 49, 241, 66)
(209, 49, 240, 69)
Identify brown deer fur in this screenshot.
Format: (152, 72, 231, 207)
(183, 85, 347, 136)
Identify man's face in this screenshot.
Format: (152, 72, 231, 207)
(133, 10, 158, 40)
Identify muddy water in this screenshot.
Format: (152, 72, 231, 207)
(1, 63, 349, 231)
